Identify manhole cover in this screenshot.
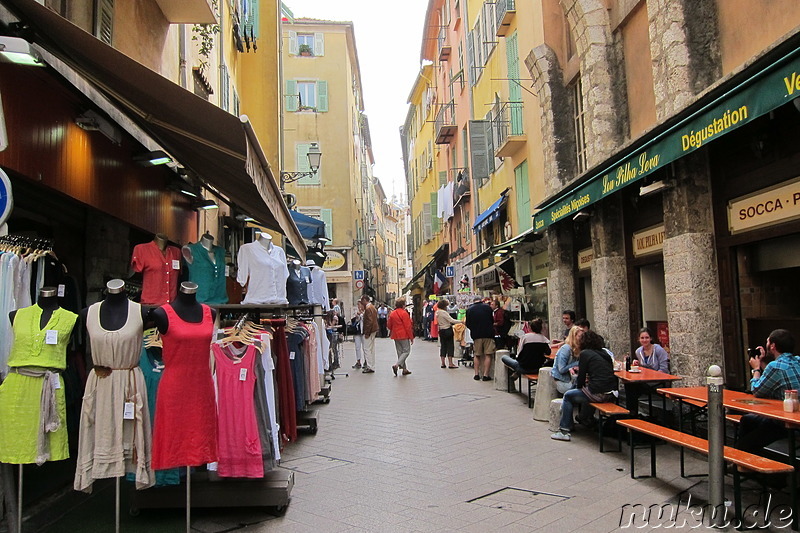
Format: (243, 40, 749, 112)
(440, 393, 490, 402)
(468, 487, 569, 514)
(280, 454, 352, 474)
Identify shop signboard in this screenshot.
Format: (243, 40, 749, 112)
(530, 251, 548, 282)
(728, 177, 800, 234)
(578, 247, 593, 271)
(322, 250, 347, 271)
(533, 49, 800, 231)
(632, 225, 665, 257)
(325, 271, 352, 283)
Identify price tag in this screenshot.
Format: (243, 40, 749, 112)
(305, 277, 310, 284)
(172, 260, 181, 270)
(289, 351, 295, 360)
(225, 265, 230, 276)
(123, 402, 135, 420)
(239, 368, 248, 381)
(45, 330, 58, 345)
(57, 284, 65, 297)
(50, 373, 61, 390)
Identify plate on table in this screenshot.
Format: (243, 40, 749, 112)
(628, 368, 642, 373)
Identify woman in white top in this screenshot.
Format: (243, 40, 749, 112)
(435, 299, 462, 369)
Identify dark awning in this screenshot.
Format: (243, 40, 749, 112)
(3, 0, 306, 256)
(290, 210, 327, 240)
(466, 227, 541, 266)
(472, 195, 506, 233)
(533, 38, 800, 232)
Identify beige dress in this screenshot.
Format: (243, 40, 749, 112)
(74, 301, 154, 492)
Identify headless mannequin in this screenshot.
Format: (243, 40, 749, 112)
(153, 233, 169, 253)
(79, 280, 149, 331)
(182, 233, 216, 265)
(291, 259, 301, 271)
(151, 282, 217, 334)
(257, 233, 273, 251)
(10, 287, 60, 329)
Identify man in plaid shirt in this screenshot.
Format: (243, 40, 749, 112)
(737, 329, 799, 453)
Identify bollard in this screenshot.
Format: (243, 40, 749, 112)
(707, 364, 725, 527)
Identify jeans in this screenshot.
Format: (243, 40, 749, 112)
(501, 354, 524, 373)
(363, 333, 377, 369)
(737, 414, 787, 454)
(353, 335, 364, 363)
(394, 339, 411, 369)
(555, 379, 574, 395)
(559, 388, 593, 431)
(439, 327, 454, 358)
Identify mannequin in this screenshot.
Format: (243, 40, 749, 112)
(182, 233, 228, 304)
(237, 232, 289, 305)
(257, 232, 273, 250)
(151, 282, 218, 332)
(79, 280, 149, 331)
(9, 287, 60, 328)
(131, 234, 182, 306)
(306, 259, 330, 311)
(286, 260, 311, 306)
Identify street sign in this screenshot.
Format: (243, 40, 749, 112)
(355, 280, 364, 290)
(0, 168, 12, 228)
(445, 266, 455, 278)
(354, 270, 364, 280)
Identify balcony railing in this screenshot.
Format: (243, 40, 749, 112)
(495, 0, 516, 37)
(493, 101, 526, 157)
(438, 25, 452, 61)
(435, 101, 457, 144)
(452, 167, 472, 207)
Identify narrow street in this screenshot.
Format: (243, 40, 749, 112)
(37, 337, 773, 532)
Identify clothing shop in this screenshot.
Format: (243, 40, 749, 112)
(533, 35, 800, 388)
(0, 1, 330, 526)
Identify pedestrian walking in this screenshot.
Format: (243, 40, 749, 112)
(387, 298, 414, 376)
(435, 299, 462, 369)
(350, 301, 365, 369)
(465, 297, 496, 381)
(377, 303, 389, 338)
(360, 295, 378, 373)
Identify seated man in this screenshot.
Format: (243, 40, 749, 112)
(501, 318, 550, 378)
(737, 329, 799, 454)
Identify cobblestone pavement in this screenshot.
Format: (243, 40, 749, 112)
(34, 337, 793, 532)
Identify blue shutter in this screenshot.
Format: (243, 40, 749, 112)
(316, 80, 328, 112)
(285, 79, 298, 111)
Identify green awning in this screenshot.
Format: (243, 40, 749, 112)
(533, 43, 800, 231)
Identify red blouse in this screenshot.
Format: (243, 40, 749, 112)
(131, 241, 181, 306)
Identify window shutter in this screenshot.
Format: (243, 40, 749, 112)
(438, 171, 447, 187)
(427, 140, 433, 168)
(506, 32, 524, 135)
(285, 80, 298, 111)
(220, 64, 230, 112)
(289, 31, 298, 55)
(515, 160, 531, 231)
(314, 32, 325, 56)
(296, 143, 321, 185)
(469, 120, 489, 183)
(316, 80, 328, 112)
(423, 203, 432, 241)
(321, 209, 333, 241)
(94, 0, 114, 45)
(484, 113, 495, 174)
(430, 192, 439, 234)
(466, 30, 475, 86)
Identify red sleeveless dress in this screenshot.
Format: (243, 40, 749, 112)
(152, 304, 218, 469)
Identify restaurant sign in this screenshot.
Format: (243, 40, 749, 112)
(578, 247, 593, 271)
(728, 177, 800, 234)
(632, 225, 665, 257)
(533, 48, 800, 231)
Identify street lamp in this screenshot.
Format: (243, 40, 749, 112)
(353, 226, 377, 247)
(279, 143, 322, 191)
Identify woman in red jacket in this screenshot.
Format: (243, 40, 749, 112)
(387, 297, 414, 376)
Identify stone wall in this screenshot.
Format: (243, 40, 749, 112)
(546, 223, 576, 337)
(85, 212, 131, 305)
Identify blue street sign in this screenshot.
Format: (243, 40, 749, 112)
(354, 270, 364, 280)
(445, 266, 455, 278)
(0, 168, 12, 228)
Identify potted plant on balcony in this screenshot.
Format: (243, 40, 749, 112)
(298, 44, 313, 57)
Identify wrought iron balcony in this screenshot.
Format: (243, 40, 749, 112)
(493, 101, 526, 157)
(438, 25, 452, 61)
(451, 167, 471, 206)
(496, 0, 516, 37)
(435, 101, 457, 144)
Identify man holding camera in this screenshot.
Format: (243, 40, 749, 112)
(737, 329, 800, 453)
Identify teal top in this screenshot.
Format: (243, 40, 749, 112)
(184, 242, 228, 304)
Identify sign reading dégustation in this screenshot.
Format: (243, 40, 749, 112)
(533, 49, 800, 231)
(728, 177, 800, 234)
(578, 248, 593, 271)
(632, 225, 665, 257)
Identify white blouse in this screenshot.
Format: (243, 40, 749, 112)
(236, 242, 289, 305)
(308, 266, 330, 311)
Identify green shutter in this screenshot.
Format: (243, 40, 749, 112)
(314, 32, 325, 56)
(296, 143, 321, 185)
(430, 192, 439, 233)
(285, 80, 298, 111)
(506, 32, 523, 135)
(321, 209, 333, 241)
(438, 171, 447, 187)
(515, 160, 531, 231)
(317, 80, 328, 112)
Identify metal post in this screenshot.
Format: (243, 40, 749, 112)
(186, 466, 191, 533)
(707, 364, 726, 527)
(115, 477, 120, 533)
(17, 464, 22, 533)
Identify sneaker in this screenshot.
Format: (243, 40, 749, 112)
(473, 375, 481, 381)
(392, 365, 398, 376)
(402, 370, 412, 375)
(482, 376, 492, 382)
(362, 367, 375, 374)
(551, 431, 571, 442)
(352, 362, 362, 369)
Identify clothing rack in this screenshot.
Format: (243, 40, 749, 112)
(0, 234, 53, 251)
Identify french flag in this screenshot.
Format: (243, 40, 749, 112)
(433, 270, 446, 295)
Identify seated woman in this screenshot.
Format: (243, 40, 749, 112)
(551, 330, 618, 442)
(624, 327, 670, 417)
(550, 325, 582, 395)
(501, 318, 550, 378)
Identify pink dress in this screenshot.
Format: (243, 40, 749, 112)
(152, 304, 217, 470)
(212, 344, 264, 478)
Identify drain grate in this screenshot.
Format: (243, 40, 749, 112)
(468, 487, 569, 514)
(440, 393, 491, 402)
(280, 454, 353, 474)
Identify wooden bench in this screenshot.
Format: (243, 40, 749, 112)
(502, 361, 538, 407)
(617, 418, 793, 525)
(589, 402, 629, 453)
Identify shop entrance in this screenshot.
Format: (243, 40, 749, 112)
(639, 262, 669, 351)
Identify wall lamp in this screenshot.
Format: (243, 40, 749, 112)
(353, 226, 377, 246)
(279, 142, 322, 191)
(639, 179, 674, 197)
(0, 36, 44, 67)
(572, 211, 591, 222)
(133, 150, 173, 167)
(193, 199, 219, 210)
(75, 110, 122, 145)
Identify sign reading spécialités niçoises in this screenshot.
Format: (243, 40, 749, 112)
(728, 177, 800, 234)
(533, 48, 800, 232)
